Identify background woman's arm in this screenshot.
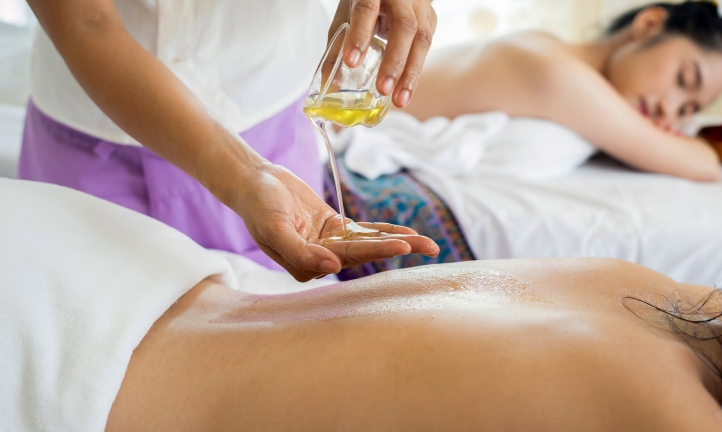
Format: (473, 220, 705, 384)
(531, 49, 720, 182)
(408, 37, 720, 182)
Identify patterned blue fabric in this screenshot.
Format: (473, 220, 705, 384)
(325, 156, 475, 280)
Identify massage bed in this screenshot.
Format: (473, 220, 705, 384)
(336, 111, 722, 286)
(418, 155, 722, 286)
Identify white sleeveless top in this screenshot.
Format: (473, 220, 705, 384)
(29, 0, 330, 146)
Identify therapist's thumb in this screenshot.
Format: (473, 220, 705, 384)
(270, 225, 342, 276)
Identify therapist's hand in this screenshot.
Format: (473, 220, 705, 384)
(330, 0, 437, 109)
(28, 0, 439, 283)
(234, 163, 440, 282)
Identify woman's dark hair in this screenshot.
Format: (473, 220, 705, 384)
(623, 288, 722, 378)
(607, 1, 722, 50)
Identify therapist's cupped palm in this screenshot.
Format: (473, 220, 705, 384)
(237, 163, 439, 282)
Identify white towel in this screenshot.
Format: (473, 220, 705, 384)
(0, 179, 338, 431)
(341, 111, 597, 181)
(214, 250, 335, 295)
(0, 179, 237, 431)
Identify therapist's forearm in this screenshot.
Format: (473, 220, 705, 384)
(26, 0, 265, 202)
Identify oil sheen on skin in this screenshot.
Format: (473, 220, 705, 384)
(213, 267, 545, 325)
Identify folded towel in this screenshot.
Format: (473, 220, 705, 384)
(341, 111, 597, 181)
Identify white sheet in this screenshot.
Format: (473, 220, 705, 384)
(414, 156, 722, 286)
(0, 178, 330, 431)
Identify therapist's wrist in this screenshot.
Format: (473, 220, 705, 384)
(193, 124, 268, 209)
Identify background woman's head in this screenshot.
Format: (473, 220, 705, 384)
(603, 1, 722, 127)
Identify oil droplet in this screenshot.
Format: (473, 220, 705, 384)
(322, 221, 383, 244)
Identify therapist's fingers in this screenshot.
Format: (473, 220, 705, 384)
(344, 0, 381, 68)
(325, 235, 439, 267)
(375, 3, 418, 100)
(319, 218, 438, 257)
(325, 238, 413, 267)
(325, 234, 440, 262)
(373, 233, 439, 257)
(392, 5, 436, 108)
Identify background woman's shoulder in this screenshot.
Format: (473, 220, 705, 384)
(479, 31, 580, 90)
(490, 31, 571, 61)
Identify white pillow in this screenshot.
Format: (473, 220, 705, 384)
(477, 117, 598, 180)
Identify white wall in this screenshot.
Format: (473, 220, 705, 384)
(430, 0, 683, 48)
(0, 0, 699, 108)
(319, 1, 685, 48)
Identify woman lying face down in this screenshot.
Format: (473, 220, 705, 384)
(107, 258, 722, 431)
(405, 1, 722, 181)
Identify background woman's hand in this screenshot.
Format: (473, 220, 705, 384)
(652, 118, 684, 137)
(330, 0, 437, 109)
(233, 163, 439, 282)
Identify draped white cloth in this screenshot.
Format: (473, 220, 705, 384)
(0, 178, 234, 431)
(340, 111, 597, 181)
(0, 177, 336, 431)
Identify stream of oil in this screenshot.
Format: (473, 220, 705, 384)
(305, 95, 384, 243)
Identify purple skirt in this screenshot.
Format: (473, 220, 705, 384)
(19, 98, 322, 271)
